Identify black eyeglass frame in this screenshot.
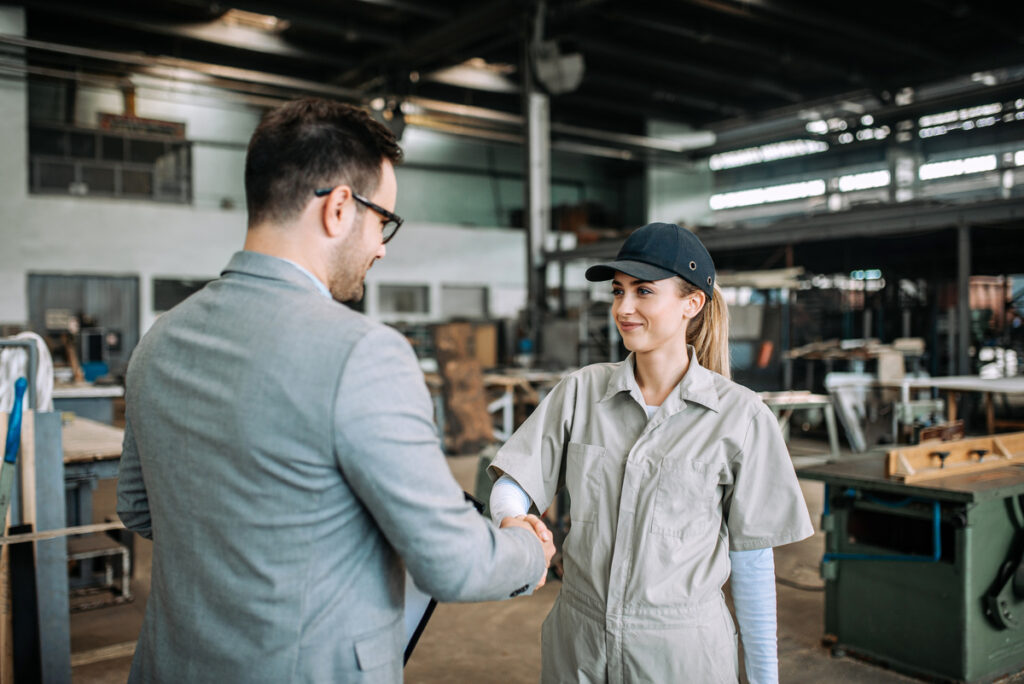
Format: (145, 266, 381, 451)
(314, 186, 403, 244)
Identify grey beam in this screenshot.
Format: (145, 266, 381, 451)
(956, 222, 971, 375)
(577, 38, 805, 103)
(221, 1, 403, 46)
(544, 196, 1024, 261)
(337, 0, 524, 87)
(343, 0, 453, 20)
(0, 33, 363, 99)
(21, 0, 360, 65)
(679, 0, 947, 65)
(582, 72, 747, 118)
(599, 9, 861, 85)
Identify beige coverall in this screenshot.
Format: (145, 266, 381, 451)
(490, 350, 814, 683)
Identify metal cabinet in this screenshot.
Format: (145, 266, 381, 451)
(800, 460, 1024, 683)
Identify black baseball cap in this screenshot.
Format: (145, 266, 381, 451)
(585, 222, 716, 298)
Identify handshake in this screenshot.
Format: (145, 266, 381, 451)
(500, 514, 557, 589)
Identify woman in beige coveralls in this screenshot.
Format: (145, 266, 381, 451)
(488, 223, 814, 683)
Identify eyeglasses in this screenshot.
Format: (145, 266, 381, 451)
(314, 187, 403, 244)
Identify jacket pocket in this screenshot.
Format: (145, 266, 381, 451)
(354, 623, 403, 672)
(565, 442, 605, 524)
(650, 459, 721, 539)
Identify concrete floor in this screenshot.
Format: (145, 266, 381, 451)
(66, 439, 992, 683)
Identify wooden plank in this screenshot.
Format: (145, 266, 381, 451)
(61, 417, 123, 463)
(70, 641, 136, 667)
(898, 455, 1022, 484)
(0, 522, 124, 546)
(887, 431, 1024, 483)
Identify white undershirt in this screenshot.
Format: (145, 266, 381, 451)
(488, 402, 779, 683)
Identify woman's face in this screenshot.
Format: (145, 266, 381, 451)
(610, 272, 703, 354)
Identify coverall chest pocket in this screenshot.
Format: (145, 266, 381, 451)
(565, 442, 605, 524)
(650, 459, 721, 539)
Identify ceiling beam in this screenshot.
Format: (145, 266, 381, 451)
(599, 9, 863, 86)
(0, 33, 363, 100)
(22, 1, 360, 67)
(221, 1, 402, 46)
(680, 0, 948, 65)
(577, 38, 805, 103)
(342, 0, 453, 21)
(336, 0, 525, 89)
(582, 72, 747, 118)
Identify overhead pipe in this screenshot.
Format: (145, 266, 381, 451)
(0, 32, 715, 160)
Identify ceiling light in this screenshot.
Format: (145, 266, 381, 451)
(709, 179, 826, 210)
(919, 103, 1002, 127)
(425, 59, 518, 94)
(918, 154, 997, 181)
(838, 170, 890, 192)
(221, 9, 290, 33)
(709, 139, 827, 170)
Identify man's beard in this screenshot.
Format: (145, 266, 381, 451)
(327, 241, 368, 303)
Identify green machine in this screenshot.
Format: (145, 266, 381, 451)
(800, 456, 1024, 683)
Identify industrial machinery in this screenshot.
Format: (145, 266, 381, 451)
(800, 432, 1024, 682)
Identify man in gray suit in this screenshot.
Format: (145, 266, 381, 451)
(117, 99, 554, 683)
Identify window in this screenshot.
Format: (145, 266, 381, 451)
(441, 285, 489, 319)
(153, 278, 213, 313)
(378, 284, 430, 315)
(28, 122, 192, 203)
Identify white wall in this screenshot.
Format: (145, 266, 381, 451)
(0, 16, 528, 337)
(365, 223, 526, 321)
(646, 120, 713, 227)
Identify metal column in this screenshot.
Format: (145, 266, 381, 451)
(523, 8, 550, 352)
(33, 412, 72, 683)
(957, 223, 971, 375)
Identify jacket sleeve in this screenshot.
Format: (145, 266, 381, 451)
(116, 417, 153, 539)
(333, 325, 544, 603)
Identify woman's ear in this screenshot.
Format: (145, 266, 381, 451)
(682, 291, 706, 320)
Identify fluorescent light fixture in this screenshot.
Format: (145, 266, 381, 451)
(838, 170, 890, 192)
(709, 179, 826, 210)
(918, 154, 997, 181)
(919, 103, 1002, 128)
(1016, 150, 1024, 166)
(426, 58, 518, 94)
(709, 139, 828, 170)
(805, 120, 828, 135)
(851, 269, 882, 281)
(221, 8, 289, 32)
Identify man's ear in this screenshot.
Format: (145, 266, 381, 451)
(321, 185, 355, 238)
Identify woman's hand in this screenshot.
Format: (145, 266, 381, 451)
(501, 514, 556, 589)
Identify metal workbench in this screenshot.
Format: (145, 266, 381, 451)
(800, 458, 1024, 683)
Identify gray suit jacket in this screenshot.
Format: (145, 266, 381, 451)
(117, 251, 543, 683)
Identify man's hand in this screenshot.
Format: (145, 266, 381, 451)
(501, 514, 556, 589)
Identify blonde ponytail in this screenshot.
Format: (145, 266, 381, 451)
(679, 281, 730, 379)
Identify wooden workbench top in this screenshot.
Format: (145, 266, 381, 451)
(799, 456, 1024, 503)
(62, 416, 123, 463)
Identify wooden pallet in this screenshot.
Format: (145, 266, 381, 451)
(887, 431, 1024, 483)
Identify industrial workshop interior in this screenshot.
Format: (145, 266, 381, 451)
(3, 0, 1024, 682)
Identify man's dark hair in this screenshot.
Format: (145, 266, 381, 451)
(245, 98, 403, 227)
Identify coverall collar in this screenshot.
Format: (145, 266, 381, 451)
(601, 346, 721, 414)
